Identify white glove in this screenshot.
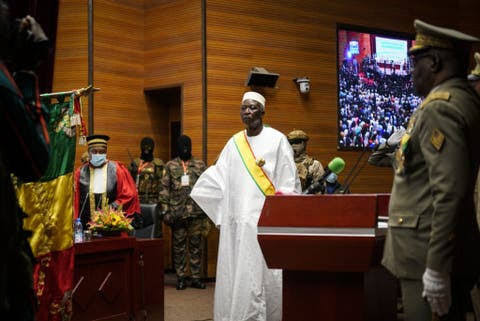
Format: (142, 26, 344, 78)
(422, 268, 451, 316)
(387, 128, 406, 147)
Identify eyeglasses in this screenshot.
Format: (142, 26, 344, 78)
(409, 53, 433, 68)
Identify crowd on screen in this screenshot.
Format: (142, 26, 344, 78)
(338, 55, 421, 149)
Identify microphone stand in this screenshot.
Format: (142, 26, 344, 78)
(342, 156, 369, 194)
(341, 147, 368, 194)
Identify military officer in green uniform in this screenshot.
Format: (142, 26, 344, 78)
(129, 137, 166, 237)
(287, 129, 324, 192)
(469, 53, 480, 225)
(382, 20, 480, 321)
(159, 135, 208, 290)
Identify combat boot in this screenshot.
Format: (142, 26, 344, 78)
(191, 278, 206, 289)
(176, 277, 187, 290)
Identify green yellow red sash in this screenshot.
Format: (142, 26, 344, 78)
(233, 131, 275, 196)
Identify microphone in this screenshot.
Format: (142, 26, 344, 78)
(303, 157, 345, 194)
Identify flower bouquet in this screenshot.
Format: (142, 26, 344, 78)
(88, 207, 134, 236)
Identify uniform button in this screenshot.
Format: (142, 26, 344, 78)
(398, 217, 403, 224)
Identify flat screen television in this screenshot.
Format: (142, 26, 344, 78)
(337, 24, 422, 150)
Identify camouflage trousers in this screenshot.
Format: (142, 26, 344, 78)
(172, 217, 205, 279)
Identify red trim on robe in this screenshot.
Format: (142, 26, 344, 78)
(113, 161, 141, 215)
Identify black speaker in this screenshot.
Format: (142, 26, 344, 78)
(245, 67, 279, 87)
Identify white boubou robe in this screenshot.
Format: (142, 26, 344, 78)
(191, 127, 301, 321)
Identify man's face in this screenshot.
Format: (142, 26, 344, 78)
(410, 51, 435, 97)
(240, 99, 264, 128)
(289, 139, 306, 158)
(88, 146, 107, 158)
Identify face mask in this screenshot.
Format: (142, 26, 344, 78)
(90, 153, 107, 167)
(177, 135, 192, 161)
(326, 172, 338, 184)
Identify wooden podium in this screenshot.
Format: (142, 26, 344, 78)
(258, 194, 395, 321)
(72, 237, 164, 321)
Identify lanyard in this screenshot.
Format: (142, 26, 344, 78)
(181, 160, 189, 175)
(137, 160, 150, 174)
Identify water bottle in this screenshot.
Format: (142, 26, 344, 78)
(74, 218, 84, 243)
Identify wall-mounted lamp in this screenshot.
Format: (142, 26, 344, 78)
(293, 77, 310, 94)
(245, 67, 279, 88)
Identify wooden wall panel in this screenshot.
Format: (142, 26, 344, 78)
(54, 0, 165, 167)
(52, 0, 89, 165)
(92, 0, 149, 165)
(205, 0, 470, 194)
(144, 0, 203, 160)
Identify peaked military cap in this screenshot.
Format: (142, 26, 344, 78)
(468, 52, 480, 81)
(287, 129, 309, 142)
(87, 134, 110, 148)
(409, 19, 480, 55)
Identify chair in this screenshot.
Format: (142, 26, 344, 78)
(134, 203, 158, 239)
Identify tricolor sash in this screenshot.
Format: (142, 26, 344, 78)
(233, 131, 275, 196)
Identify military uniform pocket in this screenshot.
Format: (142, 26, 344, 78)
(388, 212, 420, 228)
(170, 168, 186, 190)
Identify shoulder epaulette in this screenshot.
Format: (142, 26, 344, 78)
(420, 91, 451, 109)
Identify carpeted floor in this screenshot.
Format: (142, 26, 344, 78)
(152, 272, 214, 321)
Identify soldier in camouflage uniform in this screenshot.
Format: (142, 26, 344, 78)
(287, 129, 324, 192)
(129, 137, 167, 237)
(159, 135, 208, 290)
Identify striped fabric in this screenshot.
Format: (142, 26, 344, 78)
(16, 94, 83, 321)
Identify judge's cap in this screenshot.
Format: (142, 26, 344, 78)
(468, 52, 480, 81)
(409, 19, 480, 55)
(87, 134, 110, 148)
(287, 129, 309, 142)
(242, 91, 266, 111)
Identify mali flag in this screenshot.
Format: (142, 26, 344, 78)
(16, 93, 85, 320)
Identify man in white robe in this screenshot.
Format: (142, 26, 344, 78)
(191, 91, 300, 321)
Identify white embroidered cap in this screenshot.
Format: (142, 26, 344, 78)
(242, 91, 266, 111)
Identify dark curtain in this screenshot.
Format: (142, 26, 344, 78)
(6, 0, 59, 94)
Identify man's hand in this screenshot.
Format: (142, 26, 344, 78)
(21, 15, 48, 43)
(422, 268, 451, 316)
(12, 15, 49, 70)
(163, 212, 175, 226)
(387, 128, 406, 147)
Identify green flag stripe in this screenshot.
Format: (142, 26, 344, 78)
(40, 97, 77, 181)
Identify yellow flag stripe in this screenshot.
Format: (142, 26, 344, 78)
(18, 173, 73, 257)
(233, 131, 275, 196)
